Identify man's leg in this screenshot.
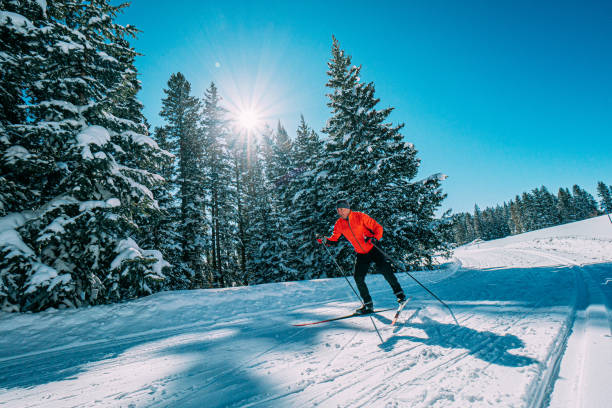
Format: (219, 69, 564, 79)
(353, 253, 373, 305)
(371, 246, 404, 300)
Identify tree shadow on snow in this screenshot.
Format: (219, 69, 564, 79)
(379, 315, 539, 367)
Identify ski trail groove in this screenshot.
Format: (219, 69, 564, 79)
(508, 248, 586, 408)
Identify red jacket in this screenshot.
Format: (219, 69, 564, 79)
(327, 211, 383, 254)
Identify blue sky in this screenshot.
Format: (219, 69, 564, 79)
(117, 0, 612, 214)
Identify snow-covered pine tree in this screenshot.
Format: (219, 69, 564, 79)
(472, 205, 483, 239)
(509, 197, 523, 234)
(557, 187, 575, 223)
(288, 115, 331, 279)
(571, 185, 598, 220)
(0, 1, 51, 310)
(267, 122, 293, 207)
(94, 19, 174, 296)
(320, 37, 450, 268)
(225, 125, 249, 284)
(492, 205, 510, 239)
(596, 181, 612, 213)
(451, 213, 469, 244)
(0, 0, 168, 312)
(159, 72, 206, 288)
(150, 125, 183, 288)
(463, 213, 475, 241)
(502, 203, 511, 234)
(484, 208, 495, 240)
(531, 186, 559, 229)
(481, 207, 493, 240)
(520, 192, 537, 231)
(242, 129, 283, 284)
(200, 82, 235, 287)
(261, 121, 298, 281)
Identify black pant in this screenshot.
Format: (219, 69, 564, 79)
(354, 246, 403, 304)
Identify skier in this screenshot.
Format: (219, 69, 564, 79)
(317, 199, 406, 314)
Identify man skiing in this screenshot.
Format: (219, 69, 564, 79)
(317, 199, 406, 314)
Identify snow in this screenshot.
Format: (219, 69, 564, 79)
(55, 41, 84, 54)
(111, 238, 169, 277)
(96, 50, 117, 63)
(0, 216, 610, 407)
(0, 213, 35, 258)
(76, 125, 110, 160)
(122, 130, 161, 149)
(0, 11, 34, 34)
(35, 0, 47, 18)
(417, 173, 448, 184)
(112, 164, 157, 202)
(3, 146, 31, 163)
(78, 198, 120, 212)
(106, 198, 121, 207)
(76, 125, 110, 147)
(24, 263, 64, 294)
(38, 100, 80, 113)
(38, 196, 79, 217)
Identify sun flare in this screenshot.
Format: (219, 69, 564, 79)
(238, 110, 259, 131)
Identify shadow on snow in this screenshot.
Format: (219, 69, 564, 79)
(379, 315, 538, 367)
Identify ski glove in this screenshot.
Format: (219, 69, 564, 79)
(316, 237, 328, 244)
(365, 236, 378, 244)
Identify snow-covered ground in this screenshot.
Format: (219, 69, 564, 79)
(1, 215, 611, 407)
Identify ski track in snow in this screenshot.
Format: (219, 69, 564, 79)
(0, 216, 611, 407)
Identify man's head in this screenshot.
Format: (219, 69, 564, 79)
(336, 199, 351, 219)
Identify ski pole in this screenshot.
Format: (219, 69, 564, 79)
(319, 242, 385, 343)
(321, 243, 362, 301)
(371, 241, 460, 326)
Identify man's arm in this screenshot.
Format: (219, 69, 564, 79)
(317, 219, 342, 245)
(362, 213, 383, 240)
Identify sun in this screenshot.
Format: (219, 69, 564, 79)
(238, 109, 259, 131)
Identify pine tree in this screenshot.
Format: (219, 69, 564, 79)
(557, 187, 574, 223)
(464, 213, 476, 241)
(510, 197, 523, 234)
(451, 213, 469, 244)
(473, 205, 483, 239)
(0, 2, 50, 310)
(159, 72, 206, 288)
(1, 0, 168, 312)
(201, 82, 234, 287)
(0, 1, 53, 217)
(242, 131, 281, 284)
(520, 192, 536, 231)
(531, 186, 559, 229)
(288, 116, 330, 279)
(319, 37, 449, 267)
(150, 126, 183, 288)
(571, 185, 598, 220)
(260, 121, 300, 281)
(503, 203, 515, 236)
(226, 126, 249, 284)
(596, 181, 612, 213)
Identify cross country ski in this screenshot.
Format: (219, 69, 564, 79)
(391, 296, 412, 326)
(292, 308, 395, 327)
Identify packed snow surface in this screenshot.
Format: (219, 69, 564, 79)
(1, 216, 611, 407)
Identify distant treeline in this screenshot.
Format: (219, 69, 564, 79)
(452, 182, 612, 245)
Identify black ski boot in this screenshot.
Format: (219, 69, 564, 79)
(355, 302, 374, 315)
(396, 291, 406, 303)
